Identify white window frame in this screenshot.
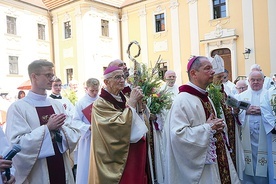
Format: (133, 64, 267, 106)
(38, 23, 45, 40)
(9, 56, 19, 74)
(209, 0, 229, 20)
(101, 19, 109, 37)
(6, 16, 17, 35)
(153, 6, 166, 34)
(154, 12, 166, 33)
(64, 21, 72, 39)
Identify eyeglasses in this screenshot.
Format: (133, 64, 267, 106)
(118, 63, 126, 67)
(111, 74, 125, 80)
(36, 73, 56, 80)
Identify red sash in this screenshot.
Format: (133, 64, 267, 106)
(36, 106, 66, 184)
(82, 103, 93, 123)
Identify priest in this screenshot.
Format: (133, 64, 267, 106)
(164, 56, 240, 184)
(5, 59, 81, 184)
(88, 65, 153, 184)
(73, 78, 100, 184)
(236, 71, 269, 183)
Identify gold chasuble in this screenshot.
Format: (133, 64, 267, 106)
(89, 89, 150, 184)
(179, 85, 231, 184)
(36, 106, 66, 184)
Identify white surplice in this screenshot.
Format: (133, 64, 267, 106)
(164, 85, 240, 184)
(159, 84, 179, 100)
(260, 88, 276, 184)
(157, 84, 179, 184)
(73, 93, 97, 184)
(50, 95, 76, 166)
(5, 91, 81, 184)
(52, 97, 75, 119)
(237, 88, 269, 183)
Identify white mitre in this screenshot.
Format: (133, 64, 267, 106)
(210, 54, 225, 74)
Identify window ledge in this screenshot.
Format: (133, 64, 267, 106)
(4, 33, 21, 41)
(99, 36, 112, 41)
(6, 74, 23, 77)
(36, 39, 49, 43)
(209, 16, 230, 24)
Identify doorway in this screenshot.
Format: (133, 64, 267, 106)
(211, 48, 232, 81)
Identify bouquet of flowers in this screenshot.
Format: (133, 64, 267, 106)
(147, 89, 173, 114)
(128, 61, 172, 115)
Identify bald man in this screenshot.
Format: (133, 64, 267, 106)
(160, 70, 179, 99)
(250, 64, 273, 89)
(235, 80, 248, 94)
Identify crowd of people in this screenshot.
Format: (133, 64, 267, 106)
(0, 57, 276, 184)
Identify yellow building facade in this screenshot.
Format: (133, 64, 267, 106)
(46, 0, 275, 85)
(1, 0, 275, 91)
(121, 0, 276, 85)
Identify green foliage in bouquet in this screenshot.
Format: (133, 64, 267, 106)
(147, 89, 173, 114)
(128, 59, 173, 115)
(61, 89, 78, 105)
(207, 84, 223, 118)
(128, 64, 162, 98)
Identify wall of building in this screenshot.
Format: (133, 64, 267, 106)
(0, 0, 51, 94)
(51, 1, 122, 86)
(1, 0, 275, 94)
(122, 0, 184, 85)
(122, 0, 275, 84)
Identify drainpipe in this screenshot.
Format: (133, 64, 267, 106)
(47, 10, 55, 65)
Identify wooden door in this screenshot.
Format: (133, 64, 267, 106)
(211, 48, 232, 81)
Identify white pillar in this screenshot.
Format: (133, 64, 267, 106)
(170, 0, 182, 85)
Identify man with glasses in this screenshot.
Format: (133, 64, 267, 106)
(5, 59, 81, 184)
(88, 65, 153, 183)
(235, 80, 248, 94)
(108, 59, 131, 96)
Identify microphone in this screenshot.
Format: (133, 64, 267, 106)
(4, 144, 21, 181)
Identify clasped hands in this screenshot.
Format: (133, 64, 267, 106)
(46, 113, 66, 131)
(246, 105, 261, 115)
(207, 113, 225, 132)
